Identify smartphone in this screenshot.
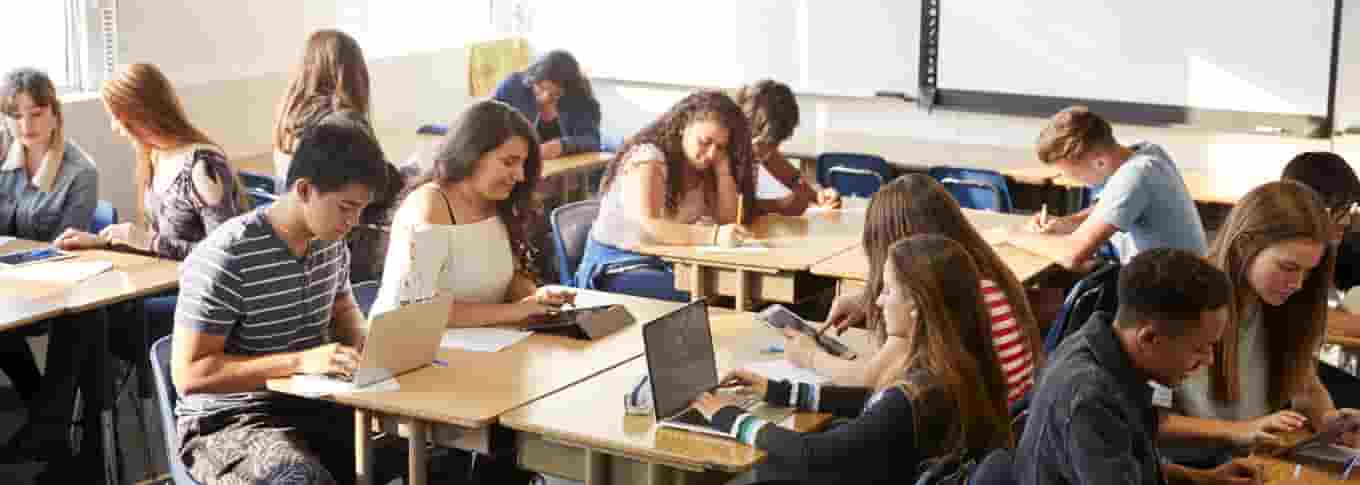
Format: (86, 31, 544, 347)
(756, 304, 857, 360)
(0, 247, 74, 267)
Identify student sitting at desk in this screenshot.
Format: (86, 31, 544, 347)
(812, 175, 1042, 407)
(0, 67, 100, 463)
(1006, 105, 1207, 269)
(172, 117, 388, 485)
(575, 91, 754, 301)
(273, 29, 403, 282)
(1016, 248, 1262, 485)
(1161, 181, 1360, 467)
(692, 235, 1014, 485)
(372, 100, 574, 326)
(494, 49, 600, 159)
(1281, 151, 1360, 336)
(734, 79, 839, 215)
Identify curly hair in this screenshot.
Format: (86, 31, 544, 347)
(415, 100, 545, 280)
(598, 91, 757, 222)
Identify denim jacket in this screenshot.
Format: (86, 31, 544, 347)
(0, 140, 98, 241)
(493, 71, 601, 155)
(1016, 312, 1167, 485)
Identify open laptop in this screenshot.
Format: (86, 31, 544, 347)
(331, 293, 455, 387)
(643, 300, 791, 437)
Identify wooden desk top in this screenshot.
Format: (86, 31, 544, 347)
(501, 312, 875, 472)
(637, 209, 867, 272)
(809, 209, 1056, 283)
(1245, 431, 1360, 483)
(267, 289, 689, 428)
(1047, 168, 1244, 205)
(0, 240, 180, 331)
(541, 152, 612, 179)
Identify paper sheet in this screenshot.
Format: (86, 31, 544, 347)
(3, 260, 113, 283)
(288, 374, 401, 398)
(697, 242, 770, 254)
(981, 227, 1010, 246)
(441, 327, 532, 352)
(0, 237, 16, 246)
(743, 359, 829, 384)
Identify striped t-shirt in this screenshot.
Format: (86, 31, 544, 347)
(981, 278, 1034, 406)
(174, 209, 352, 418)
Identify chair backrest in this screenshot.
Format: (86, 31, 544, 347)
(929, 166, 1014, 212)
(248, 188, 279, 210)
(969, 449, 1017, 485)
(92, 200, 118, 233)
(816, 152, 892, 198)
(1044, 262, 1121, 353)
(550, 200, 601, 286)
(150, 335, 202, 485)
(352, 280, 381, 318)
(239, 171, 280, 195)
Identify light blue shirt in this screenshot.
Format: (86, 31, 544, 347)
(1092, 142, 1208, 263)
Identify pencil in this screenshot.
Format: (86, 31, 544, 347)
(1040, 203, 1049, 227)
(737, 195, 745, 224)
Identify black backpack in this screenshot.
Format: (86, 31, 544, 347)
(914, 449, 987, 485)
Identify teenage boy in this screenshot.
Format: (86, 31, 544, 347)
(1017, 248, 1262, 485)
(171, 117, 388, 485)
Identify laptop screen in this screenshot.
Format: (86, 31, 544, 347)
(642, 300, 719, 419)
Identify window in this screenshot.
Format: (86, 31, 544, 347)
(0, 0, 109, 93)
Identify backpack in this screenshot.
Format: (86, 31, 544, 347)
(913, 449, 987, 485)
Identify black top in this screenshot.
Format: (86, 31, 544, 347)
(1015, 312, 1167, 485)
(536, 116, 563, 143)
(1337, 236, 1360, 291)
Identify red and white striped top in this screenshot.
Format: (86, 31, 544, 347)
(981, 279, 1034, 406)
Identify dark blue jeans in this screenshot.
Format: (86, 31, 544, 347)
(575, 238, 688, 302)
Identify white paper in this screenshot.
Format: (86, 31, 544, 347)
(1344, 286, 1360, 313)
(743, 359, 829, 384)
(288, 373, 401, 398)
(0, 237, 16, 246)
(981, 227, 1010, 246)
(697, 242, 770, 254)
(804, 206, 866, 216)
(441, 327, 532, 352)
(3, 260, 113, 283)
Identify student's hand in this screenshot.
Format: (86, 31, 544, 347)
(691, 392, 744, 421)
(527, 287, 576, 307)
(1024, 214, 1079, 235)
(783, 329, 823, 369)
(512, 302, 562, 324)
(99, 222, 152, 251)
(296, 343, 361, 377)
(816, 187, 842, 209)
(719, 369, 769, 397)
(1203, 460, 1264, 485)
(540, 140, 564, 160)
(53, 228, 105, 250)
(716, 224, 750, 248)
(1231, 410, 1308, 447)
(1322, 408, 1360, 447)
(826, 292, 866, 335)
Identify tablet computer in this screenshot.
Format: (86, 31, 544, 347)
(0, 247, 75, 268)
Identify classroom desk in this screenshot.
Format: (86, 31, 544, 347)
(1245, 430, 1360, 483)
(539, 151, 613, 201)
(780, 133, 1055, 185)
(1041, 168, 1245, 205)
(267, 289, 688, 485)
(0, 239, 181, 485)
(635, 209, 867, 311)
(503, 311, 875, 485)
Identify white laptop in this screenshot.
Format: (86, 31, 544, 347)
(642, 301, 790, 437)
(330, 293, 454, 387)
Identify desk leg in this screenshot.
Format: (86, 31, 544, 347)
(585, 448, 609, 485)
(735, 269, 749, 312)
(90, 307, 119, 485)
(689, 264, 707, 303)
(408, 420, 429, 485)
(354, 410, 373, 485)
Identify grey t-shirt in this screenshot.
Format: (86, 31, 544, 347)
(1092, 142, 1208, 263)
(1167, 306, 1272, 464)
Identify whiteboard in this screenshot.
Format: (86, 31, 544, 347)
(528, 0, 919, 98)
(939, 1, 1334, 116)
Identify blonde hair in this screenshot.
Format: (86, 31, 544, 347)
(0, 68, 65, 165)
(273, 29, 371, 156)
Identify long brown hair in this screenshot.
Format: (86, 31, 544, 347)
(0, 68, 65, 165)
(1207, 180, 1333, 407)
(102, 63, 246, 221)
(861, 175, 1044, 365)
(598, 91, 756, 223)
(273, 29, 371, 156)
(888, 235, 1013, 461)
(417, 100, 543, 278)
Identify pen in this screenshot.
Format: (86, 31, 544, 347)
(737, 195, 745, 224)
(1344, 455, 1358, 480)
(1039, 203, 1049, 227)
(431, 359, 448, 367)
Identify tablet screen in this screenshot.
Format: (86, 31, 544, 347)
(0, 247, 70, 267)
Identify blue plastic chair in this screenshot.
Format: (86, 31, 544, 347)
(929, 166, 1014, 212)
(969, 449, 1018, 485)
(149, 335, 204, 485)
(816, 152, 891, 198)
(92, 200, 118, 233)
(549, 200, 601, 287)
(417, 123, 448, 136)
(239, 171, 280, 195)
(1043, 262, 1120, 354)
(248, 188, 279, 209)
(352, 280, 381, 318)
